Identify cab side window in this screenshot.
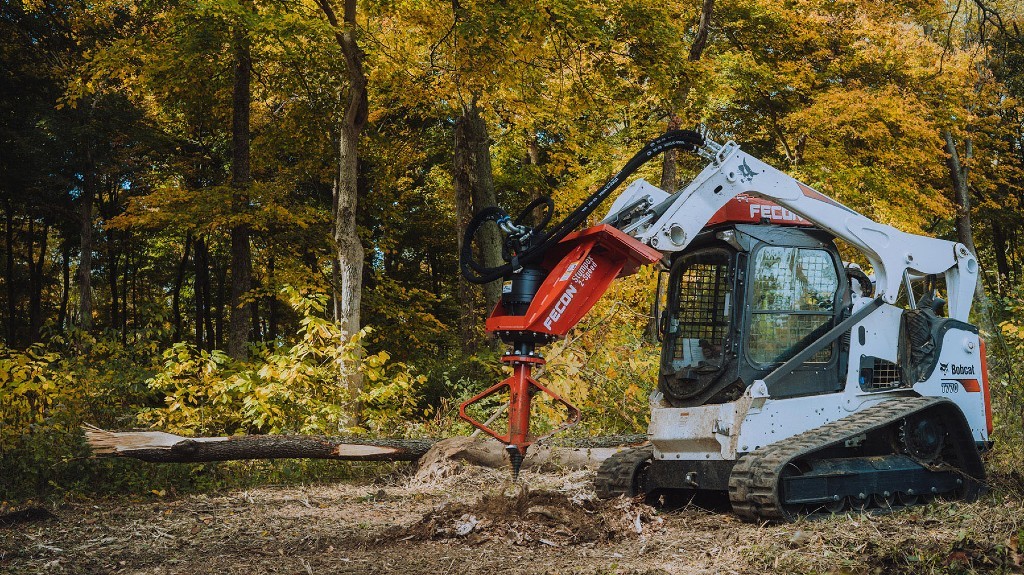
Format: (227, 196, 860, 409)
(748, 247, 838, 364)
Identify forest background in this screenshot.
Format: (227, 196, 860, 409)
(2, 0, 1024, 503)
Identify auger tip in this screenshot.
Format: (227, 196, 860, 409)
(507, 445, 526, 481)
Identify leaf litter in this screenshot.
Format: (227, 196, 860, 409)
(395, 483, 663, 545)
(2, 465, 1023, 574)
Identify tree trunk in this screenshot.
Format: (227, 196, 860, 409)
(172, 234, 192, 341)
(943, 129, 978, 257)
(526, 134, 541, 166)
(453, 121, 478, 351)
(84, 427, 434, 463)
(336, 123, 365, 398)
(215, 260, 226, 349)
(107, 229, 120, 333)
(333, 63, 365, 341)
(82, 426, 646, 472)
(26, 218, 46, 342)
(316, 0, 369, 408)
(26, 216, 35, 340)
(942, 128, 987, 307)
(194, 236, 214, 350)
(331, 255, 341, 322)
(454, 99, 502, 314)
(194, 241, 204, 349)
(57, 243, 70, 331)
(228, 21, 254, 361)
(122, 236, 131, 343)
(267, 252, 278, 341)
(659, 115, 681, 192)
(660, 0, 713, 193)
(251, 288, 260, 343)
(5, 202, 15, 345)
(689, 0, 714, 62)
(992, 221, 1010, 293)
(229, 226, 252, 357)
(78, 167, 95, 331)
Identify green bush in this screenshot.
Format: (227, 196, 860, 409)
(136, 288, 430, 437)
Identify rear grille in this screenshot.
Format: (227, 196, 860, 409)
(859, 356, 903, 391)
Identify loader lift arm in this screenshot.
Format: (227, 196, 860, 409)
(458, 130, 979, 478)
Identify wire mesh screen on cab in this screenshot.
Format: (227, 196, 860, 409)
(749, 246, 838, 365)
(666, 248, 732, 373)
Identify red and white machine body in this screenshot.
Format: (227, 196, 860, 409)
(460, 136, 990, 483)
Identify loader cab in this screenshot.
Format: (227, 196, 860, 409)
(657, 197, 849, 407)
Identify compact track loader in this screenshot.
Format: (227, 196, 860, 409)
(458, 130, 990, 522)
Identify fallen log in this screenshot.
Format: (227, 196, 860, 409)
(83, 425, 434, 463)
(83, 425, 647, 472)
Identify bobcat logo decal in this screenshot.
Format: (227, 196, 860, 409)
(738, 159, 757, 183)
(939, 362, 949, 376)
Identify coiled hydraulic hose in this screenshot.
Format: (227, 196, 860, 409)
(460, 129, 705, 284)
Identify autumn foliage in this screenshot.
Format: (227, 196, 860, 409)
(2, 0, 1024, 501)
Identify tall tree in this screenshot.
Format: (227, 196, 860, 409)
(77, 148, 96, 332)
(314, 0, 368, 401)
(661, 0, 715, 193)
(943, 130, 978, 257)
(453, 97, 502, 315)
(228, 10, 254, 360)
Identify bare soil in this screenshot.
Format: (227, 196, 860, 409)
(2, 467, 1022, 574)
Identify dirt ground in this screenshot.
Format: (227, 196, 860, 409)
(2, 466, 1022, 575)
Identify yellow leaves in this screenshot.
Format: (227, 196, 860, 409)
(786, 83, 950, 231)
(133, 288, 429, 437)
(1001, 321, 1020, 338)
(0, 344, 79, 447)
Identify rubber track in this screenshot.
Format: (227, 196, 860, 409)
(728, 396, 983, 522)
(595, 445, 653, 499)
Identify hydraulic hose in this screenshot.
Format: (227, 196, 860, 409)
(460, 129, 705, 284)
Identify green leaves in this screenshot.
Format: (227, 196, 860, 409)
(137, 287, 429, 436)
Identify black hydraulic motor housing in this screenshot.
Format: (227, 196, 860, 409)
(501, 266, 547, 316)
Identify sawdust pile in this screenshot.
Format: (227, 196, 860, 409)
(396, 485, 662, 546)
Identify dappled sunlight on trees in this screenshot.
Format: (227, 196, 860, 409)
(2, 0, 1024, 500)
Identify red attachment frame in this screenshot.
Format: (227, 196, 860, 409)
(458, 356, 582, 455)
(459, 225, 660, 458)
(486, 225, 662, 337)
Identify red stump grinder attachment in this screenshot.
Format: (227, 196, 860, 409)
(458, 225, 661, 478)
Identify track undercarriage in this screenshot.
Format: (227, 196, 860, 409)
(596, 397, 985, 522)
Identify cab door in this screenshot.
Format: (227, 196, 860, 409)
(743, 243, 844, 397)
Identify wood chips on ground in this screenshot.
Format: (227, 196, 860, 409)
(1, 466, 1022, 574)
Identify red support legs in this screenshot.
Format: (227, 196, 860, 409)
(458, 355, 580, 478)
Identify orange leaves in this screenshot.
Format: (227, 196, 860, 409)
(787, 84, 950, 229)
